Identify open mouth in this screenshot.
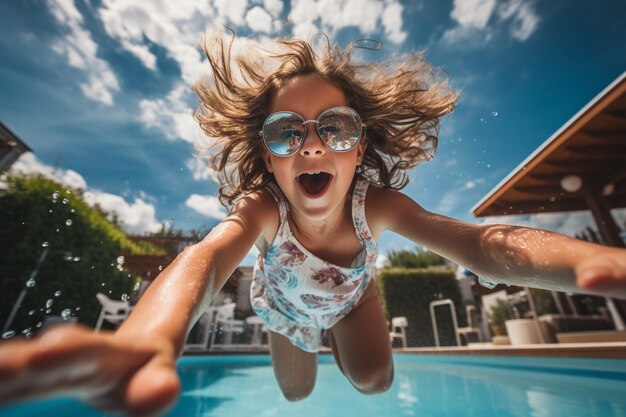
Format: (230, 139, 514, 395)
(297, 172, 332, 197)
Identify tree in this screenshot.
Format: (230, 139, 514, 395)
(0, 174, 156, 337)
(384, 248, 448, 269)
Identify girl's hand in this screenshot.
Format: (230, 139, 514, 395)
(576, 247, 626, 299)
(0, 324, 180, 417)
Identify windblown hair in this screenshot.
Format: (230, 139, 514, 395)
(193, 29, 458, 206)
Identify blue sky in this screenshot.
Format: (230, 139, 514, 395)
(1, 0, 625, 266)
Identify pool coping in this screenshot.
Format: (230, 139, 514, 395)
(183, 342, 626, 359)
(394, 342, 626, 359)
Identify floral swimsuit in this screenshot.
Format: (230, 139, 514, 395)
(250, 179, 378, 352)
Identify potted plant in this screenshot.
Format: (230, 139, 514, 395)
(488, 299, 512, 336)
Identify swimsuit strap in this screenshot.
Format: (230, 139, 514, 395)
(351, 179, 376, 254)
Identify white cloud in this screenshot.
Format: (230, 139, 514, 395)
(381, 0, 407, 44)
(186, 157, 219, 183)
(443, 0, 540, 46)
(47, 0, 120, 105)
(186, 194, 227, 219)
(263, 0, 284, 17)
(139, 83, 205, 144)
(84, 191, 164, 234)
(215, 0, 249, 26)
(375, 253, 389, 269)
(498, 0, 540, 41)
(10, 152, 87, 190)
(288, 0, 407, 44)
(450, 0, 496, 30)
(10, 153, 164, 234)
(245, 6, 273, 34)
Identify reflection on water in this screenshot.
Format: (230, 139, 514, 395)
(1, 355, 625, 417)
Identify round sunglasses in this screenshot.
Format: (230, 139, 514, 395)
(259, 106, 365, 157)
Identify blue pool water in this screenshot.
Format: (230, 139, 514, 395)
(2, 354, 626, 416)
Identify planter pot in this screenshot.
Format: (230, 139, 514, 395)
(505, 319, 545, 345)
(490, 324, 507, 336)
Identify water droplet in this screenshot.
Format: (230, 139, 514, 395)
(2, 331, 15, 339)
(102, 282, 106, 286)
(492, 111, 498, 117)
(158, 265, 163, 271)
(49, 209, 53, 213)
(61, 309, 72, 320)
(22, 328, 32, 335)
(45, 309, 52, 314)
(73, 257, 80, 262)
(54, 290, 62, 297)
(478, 276, 497, 289)
(121, 294, 129, 301)
(28, 309, 35, 316)
(62, 198, 68, 204)
(70, 209, 75, 213)
(26, 278, 36, 288)
(117, 256, 125, 265)
(46, 299, 53, 308)
(76, 306, 81, 311)
(52, 191, 60, 199)
(25, 332, 34, 338)
(42, 241, 49, 247)
(56, 228, 60, 233)
(36, 322, 43, 328)
(66, 219, 73, 226)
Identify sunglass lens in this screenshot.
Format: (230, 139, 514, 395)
(318, 107, 361, 151)
(263, 113, 305, 155)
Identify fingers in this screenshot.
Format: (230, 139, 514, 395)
(576, 258, 626, 299)
(125, 361, 180, 417)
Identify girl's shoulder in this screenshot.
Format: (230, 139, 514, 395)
(363, 183, 424, 239)
(229, 187, 280, 245)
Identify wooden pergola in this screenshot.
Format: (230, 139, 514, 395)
(472, 71, 626, 248)
(472, 71, 626, 331)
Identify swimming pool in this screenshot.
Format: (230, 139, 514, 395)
(2, 354, 626, 416)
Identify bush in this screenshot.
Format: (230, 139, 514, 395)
(0, 174, 157, 336)
(378, 268, 462, 347)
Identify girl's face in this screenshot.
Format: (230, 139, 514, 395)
(263, 74, 366, 222)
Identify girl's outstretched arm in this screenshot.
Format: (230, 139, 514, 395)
(370, 188, 626, 299)
(0, 190, 277, 417)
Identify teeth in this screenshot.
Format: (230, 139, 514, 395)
(305, 171, 321, 175)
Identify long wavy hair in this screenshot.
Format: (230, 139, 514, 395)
(193, 29, 458, 206)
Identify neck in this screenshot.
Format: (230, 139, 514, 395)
(288, 192, 352, 242)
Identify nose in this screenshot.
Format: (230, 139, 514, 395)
(299, 121, 326, 157)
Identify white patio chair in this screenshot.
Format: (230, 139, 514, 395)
(457, 304, 483, 344)
(389, 316, 408, 348)
(94, 293, 131, 332)
(209, 303, 244, 348)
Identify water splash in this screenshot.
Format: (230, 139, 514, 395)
(2, 331, 15, 339)
(478, 276, 497, 289)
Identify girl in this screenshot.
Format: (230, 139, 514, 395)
(1, 31, 625, 417)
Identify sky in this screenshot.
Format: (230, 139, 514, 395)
(1, 0, 625, 267)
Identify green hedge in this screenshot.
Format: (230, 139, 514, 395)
(0, 174, 160, 337)
(378, 268, 463, 347)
